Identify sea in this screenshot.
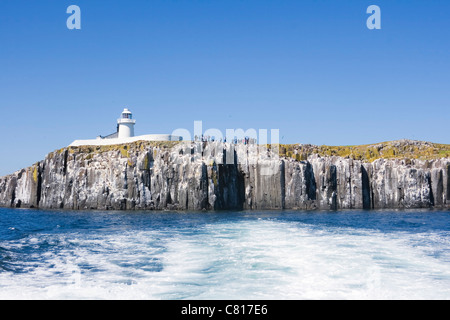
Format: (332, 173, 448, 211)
(0, 207, 449, 300)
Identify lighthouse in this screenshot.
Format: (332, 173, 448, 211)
(69, 107, 182, 147)
(117, 108, 136, 138)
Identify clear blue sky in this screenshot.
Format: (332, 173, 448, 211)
(0, 0, 449, 176)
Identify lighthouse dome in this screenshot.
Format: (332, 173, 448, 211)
(121, 108, 133, 119)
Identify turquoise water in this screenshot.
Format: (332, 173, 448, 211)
(0, 208, 449, 299)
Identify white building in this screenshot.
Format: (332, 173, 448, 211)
(69, 108, 182, 147)
(117, 108, 135, 138)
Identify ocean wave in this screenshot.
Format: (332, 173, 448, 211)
(0, 208, 449, 299)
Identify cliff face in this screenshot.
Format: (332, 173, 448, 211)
(0, 141, 449, 211)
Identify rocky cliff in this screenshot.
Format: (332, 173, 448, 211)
(1, 140, 449, 210)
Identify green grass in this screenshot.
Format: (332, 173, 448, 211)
(273, 140, 450, 162)
(49, 139, 449, 165)
(66, 140, 181, 155)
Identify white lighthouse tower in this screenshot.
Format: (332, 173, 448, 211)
(117, 108, 136, 138)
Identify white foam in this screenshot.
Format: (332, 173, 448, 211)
(0, 219, 449, 299)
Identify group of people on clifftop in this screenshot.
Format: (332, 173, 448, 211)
(194, 135, 256, 145)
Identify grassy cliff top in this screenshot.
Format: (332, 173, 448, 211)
(57, 139, 449, 163)
(276, 139, 450, 162)
(63, 140, 182, 155)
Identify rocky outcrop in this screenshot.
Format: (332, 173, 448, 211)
(0, 141, 449, 210)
